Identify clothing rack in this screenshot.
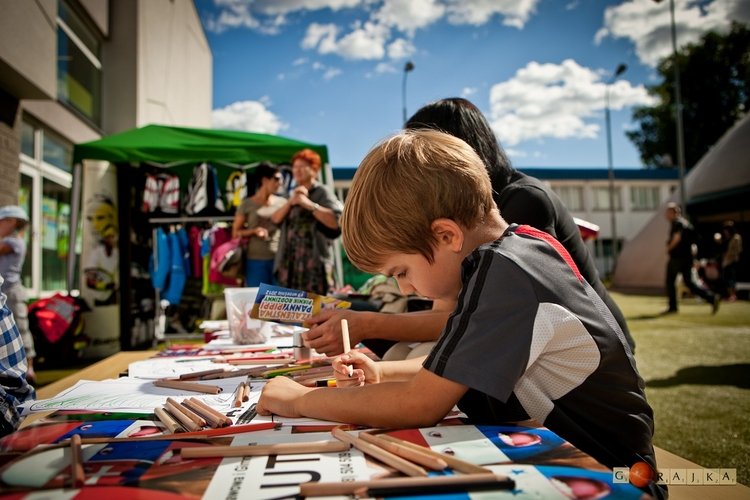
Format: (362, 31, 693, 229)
(149, 215, 235, 344)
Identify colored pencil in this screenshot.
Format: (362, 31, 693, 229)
(178, 368, 225, 380)
(241, 381, 250, 402)
(182, 398, 227, 428)
(68, 423, 278, 445)
(299, 473, 514, 497)
(154, 379, 223, 394)
(331, 427, 427, 477)
(233, 382, 244, 408)
(359, 432, 448, 471)
(188, 397, 233, 427)
(69, 433, 85, 488)
(180, 440, 350, 458)
(262, 364, 313, 378)
(341, 319, 353, 376)
(377, 434, 492, 474)
(154, 406, 185, 434)
(164, 399, 203, 431)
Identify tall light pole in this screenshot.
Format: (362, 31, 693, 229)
(402, 61, 414, 125)
(668, 0, 687, 215)
(605, 63, 627, 274)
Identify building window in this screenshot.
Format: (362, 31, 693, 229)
(57, 0, 101, 125)
(592, 186, 622, 211)
(552, 186, 584, 211)
(19, 118, 80, 297)
(630, 186, 660, 211)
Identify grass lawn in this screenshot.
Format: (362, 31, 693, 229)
(613, 292, 750, 486)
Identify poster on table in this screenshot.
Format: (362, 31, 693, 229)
(79, 160, 120, 357)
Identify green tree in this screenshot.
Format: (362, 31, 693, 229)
(627, 22, 750, 170)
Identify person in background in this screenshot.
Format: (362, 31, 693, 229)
(257, 130, 662, 498)
(302, 97, 635, 356)
(0, 276, 35, 437)
(232, 163, 286, 287)
(0, 206, 35, 384)
(664, 202, 720, 314)
(721, 220, 742, 302)
(271, 149, 343, 295)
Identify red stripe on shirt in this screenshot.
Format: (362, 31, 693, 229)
(515, 225, 584, 282)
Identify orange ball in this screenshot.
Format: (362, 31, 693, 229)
(629, 461, 654, 488)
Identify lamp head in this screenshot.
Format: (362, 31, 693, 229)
(404, 61, 415, 72)
(614, 63, 627, 77)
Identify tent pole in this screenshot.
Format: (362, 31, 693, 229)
(67, 162, 83, 293)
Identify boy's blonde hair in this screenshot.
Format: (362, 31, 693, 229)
(342, 129, 494, 273)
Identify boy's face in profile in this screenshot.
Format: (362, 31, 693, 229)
(379, 243, 463, 302)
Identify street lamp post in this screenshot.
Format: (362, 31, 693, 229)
(402, 61, 415, 125)
(668, 0, 688, 214)
(605, 63, 627, 275)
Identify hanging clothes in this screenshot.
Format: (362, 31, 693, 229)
(184, 163, 225, 216)
(150, 227, 170, 290)
(162, 228, 188, 305)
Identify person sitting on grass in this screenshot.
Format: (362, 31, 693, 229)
(257, 130, 663, 497)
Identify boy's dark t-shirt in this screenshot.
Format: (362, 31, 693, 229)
(423, 224, 656, 473)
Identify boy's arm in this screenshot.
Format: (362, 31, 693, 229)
(258, 368, 467, 429)
(304, 300, 454, 357)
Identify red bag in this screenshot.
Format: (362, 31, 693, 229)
(27, 293, 84, 344)
(210, 237, 244, 280)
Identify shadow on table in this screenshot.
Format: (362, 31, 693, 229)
(646, 363, 750, 389)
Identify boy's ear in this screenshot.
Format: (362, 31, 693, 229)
(431, 218, 463, 252)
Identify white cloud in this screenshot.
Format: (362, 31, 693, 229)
(372, 62, 397, 74)
(374, 0, 445, 34)
(595, 0, 750, 67)
(387, 38, 416, 59)
(212, 100, 287, 134)
(303, 20, 389, 59)
(461, 87, 478, 97)
(445, 0, 541, 29)
(488, 59, 657, 146)
(323, 67, 343, 79)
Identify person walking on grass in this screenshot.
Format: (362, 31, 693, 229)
(664, 202, 720, 314)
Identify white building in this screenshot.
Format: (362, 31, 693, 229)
(333, 166, 679, 278)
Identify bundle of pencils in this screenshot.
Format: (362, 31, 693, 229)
(298, 427, 514, 497)
(155, 396, 233, 433)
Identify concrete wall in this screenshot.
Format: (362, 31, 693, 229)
(137, 0, 212, 127)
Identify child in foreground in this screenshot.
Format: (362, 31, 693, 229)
(257, 130, 661, 493)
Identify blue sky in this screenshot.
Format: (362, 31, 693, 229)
(194, 0, 749, 168)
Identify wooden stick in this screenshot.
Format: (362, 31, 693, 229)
(69, 433, 85, 488)
(377, 434, 491, 474)
(299, 472, 514, 497)
(226, 358, 288, 365)
(179, 368, 226, 380)
(154, 379, 223, 394)
(188, 397, 232, 427)
(241, 381, 250, 402)
(64, 423, 278, 445)
(341, 319, 353, 376)
(198, 368, 257, 380)
(182, 398, 226, 428)
(154, 406, 185, 434)
(331, 427, 427, 477)
(164, 400, 203, 431)
(181, 440, 350, 458)
(359, 432, 448, 471)
(233, 382, 244, 408)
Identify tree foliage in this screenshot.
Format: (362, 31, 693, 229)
(627, 22, 750, 170)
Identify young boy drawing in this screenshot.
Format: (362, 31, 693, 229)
(257, 130, 659, 489)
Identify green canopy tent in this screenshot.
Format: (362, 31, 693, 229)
(69, 124, 334, 347)
(72, 124, 329, 166)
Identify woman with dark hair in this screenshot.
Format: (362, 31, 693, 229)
(303, 98, 635, 356)
(232, 162, 286, 287)
(272, 149, 343, 295)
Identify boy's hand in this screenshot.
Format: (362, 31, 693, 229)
(333, 350, 380, 388)
(257, 377, 312, 418)
(303, 309, 361, 356)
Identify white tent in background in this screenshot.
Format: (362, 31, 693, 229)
(613, 113, 750, 292)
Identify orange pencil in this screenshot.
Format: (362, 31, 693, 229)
(69, 434, 85, 488)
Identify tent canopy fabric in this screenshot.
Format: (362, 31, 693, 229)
(73, 124, 329, 167)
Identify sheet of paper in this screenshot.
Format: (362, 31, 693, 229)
(127, 357, 237, 379)
(23, 376, 251, 415)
